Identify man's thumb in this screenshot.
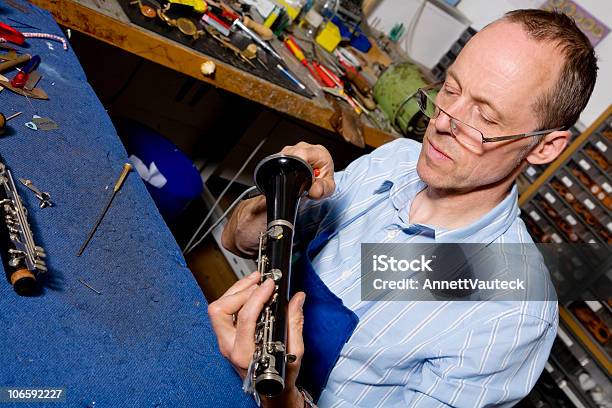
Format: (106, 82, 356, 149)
(287, 292, 306, 362)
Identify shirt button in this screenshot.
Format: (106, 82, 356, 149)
(341, 270, 352, 280)
(386, 229, 399, 239)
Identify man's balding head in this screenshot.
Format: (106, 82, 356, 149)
(491, 9, 598, 130)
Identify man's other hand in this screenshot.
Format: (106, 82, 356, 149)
(208, 271, 307, 408)
(281, 142, 335, 199)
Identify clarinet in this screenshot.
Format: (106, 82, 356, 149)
(244, 153, 313, 399)
(0, 156, 46, 295)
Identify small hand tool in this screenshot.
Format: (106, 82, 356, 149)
(276, 64, 306, 91)
(18, 178, 53, 208)
(311, 61, 336, 87)
(0, 22, 25, 45)
(242, 16, 273, 41)
(11, 55, 40, 88)
(283, 36, 323, 85)
(0, 78, 48, 99)
(322, 86, 362, 115)
(231, 18, 282, 61)
(0, 52, 31, 73)
(76, 163, 132, 257)
(0, 111, 22, 135)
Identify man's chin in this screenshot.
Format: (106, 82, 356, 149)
(416, 155, 459, 190)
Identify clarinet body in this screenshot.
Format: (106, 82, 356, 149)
(0, 156, 46, 295)
(244, 153, 313, 398)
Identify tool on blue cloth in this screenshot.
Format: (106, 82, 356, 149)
(0, 52, 31, 73)
(0, 60, 48, 99)
(0, 155, 47, 295)
(76, 163, 132, 257)
(5, 17, 39, 31)
(0, 78, 48, 99)
(19, 178, 53, 208)
(0, 111, 22, 135)
(0, 21, 25, 45)
(11, 54, 40, 88)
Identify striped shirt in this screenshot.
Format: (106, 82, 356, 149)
(295, 138, 558, 408)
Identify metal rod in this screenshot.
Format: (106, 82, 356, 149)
(5, 112, 22, 121)
(76, 163, 132, 257)
(78, 277, 102, 294)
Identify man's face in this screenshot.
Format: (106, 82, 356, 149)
(416, 21, 563, 192)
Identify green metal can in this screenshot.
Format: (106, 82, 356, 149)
(373, 62, 433, 141)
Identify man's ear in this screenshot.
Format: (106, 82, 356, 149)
(525, 130, 571, 165)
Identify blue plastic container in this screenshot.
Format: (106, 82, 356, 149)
(115, 119, 203, 222)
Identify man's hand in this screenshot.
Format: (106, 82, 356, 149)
(280, 142, 335, 199)
(208, 271, 307, 408)
(222, 142, 335, 257)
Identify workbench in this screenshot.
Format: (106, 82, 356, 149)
(28, 0, 397, 149)
(0, 4, 256, 406)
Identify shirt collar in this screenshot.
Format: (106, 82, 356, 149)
(377, 171, 520, 243)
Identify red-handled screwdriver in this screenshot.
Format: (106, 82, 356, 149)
(11, 55, 40, 89)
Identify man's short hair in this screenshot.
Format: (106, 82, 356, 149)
(501, 9, 598, 130)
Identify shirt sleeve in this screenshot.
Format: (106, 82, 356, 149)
(403, 311, 558, 408)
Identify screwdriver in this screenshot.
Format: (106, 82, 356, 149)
(11, 55, 40, 89)
(0, 111, 23, 135)
(76, 163, 132, 257)
(283, 36, 322, 84)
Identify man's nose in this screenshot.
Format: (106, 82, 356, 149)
(433, 99, 468, 136)
(433, 109, 453, 135)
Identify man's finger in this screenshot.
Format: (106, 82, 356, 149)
(209, 284, 258, 340)
(208, 285, 258, 357)
(286, 291, 306, 385)
(308, 177, 335, 200)
(231, 278, 276, 368)
(220, 271, 260, 298)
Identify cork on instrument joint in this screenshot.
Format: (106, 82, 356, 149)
(10, 268, 36, 286)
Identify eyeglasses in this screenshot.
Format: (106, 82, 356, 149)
(416, 85, 564, 150)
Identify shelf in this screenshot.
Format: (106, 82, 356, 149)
(561, 164, 611, 219)
(559, 306, 612, 377)
(537, 185, 606, 246)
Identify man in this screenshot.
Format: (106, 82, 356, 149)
(208, 9, 598, 407)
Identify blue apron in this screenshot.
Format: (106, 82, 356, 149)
(291, 181, 393, 402)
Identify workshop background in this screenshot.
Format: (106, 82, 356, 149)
(1, 0, 611, 406)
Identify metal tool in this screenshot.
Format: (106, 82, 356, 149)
(0, 21, 25, 45)
(0, 111, 22, 135)
(0, 52, 31, 73)
(276, 64, 306, 91)
(76, 163, 132, 257)
(18, 178, 53, 208)
(78, 277, 102, 294)
(203, 25, 257, 69)
(322, 86, 362, 114)
(0, 78, 48, 99)
(231, 19, 282, 61)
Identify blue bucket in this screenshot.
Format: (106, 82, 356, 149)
(115, 119, 203, 222)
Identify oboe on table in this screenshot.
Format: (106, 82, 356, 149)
(0, 155, 46, 295)
(243, 153, 313, 399)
